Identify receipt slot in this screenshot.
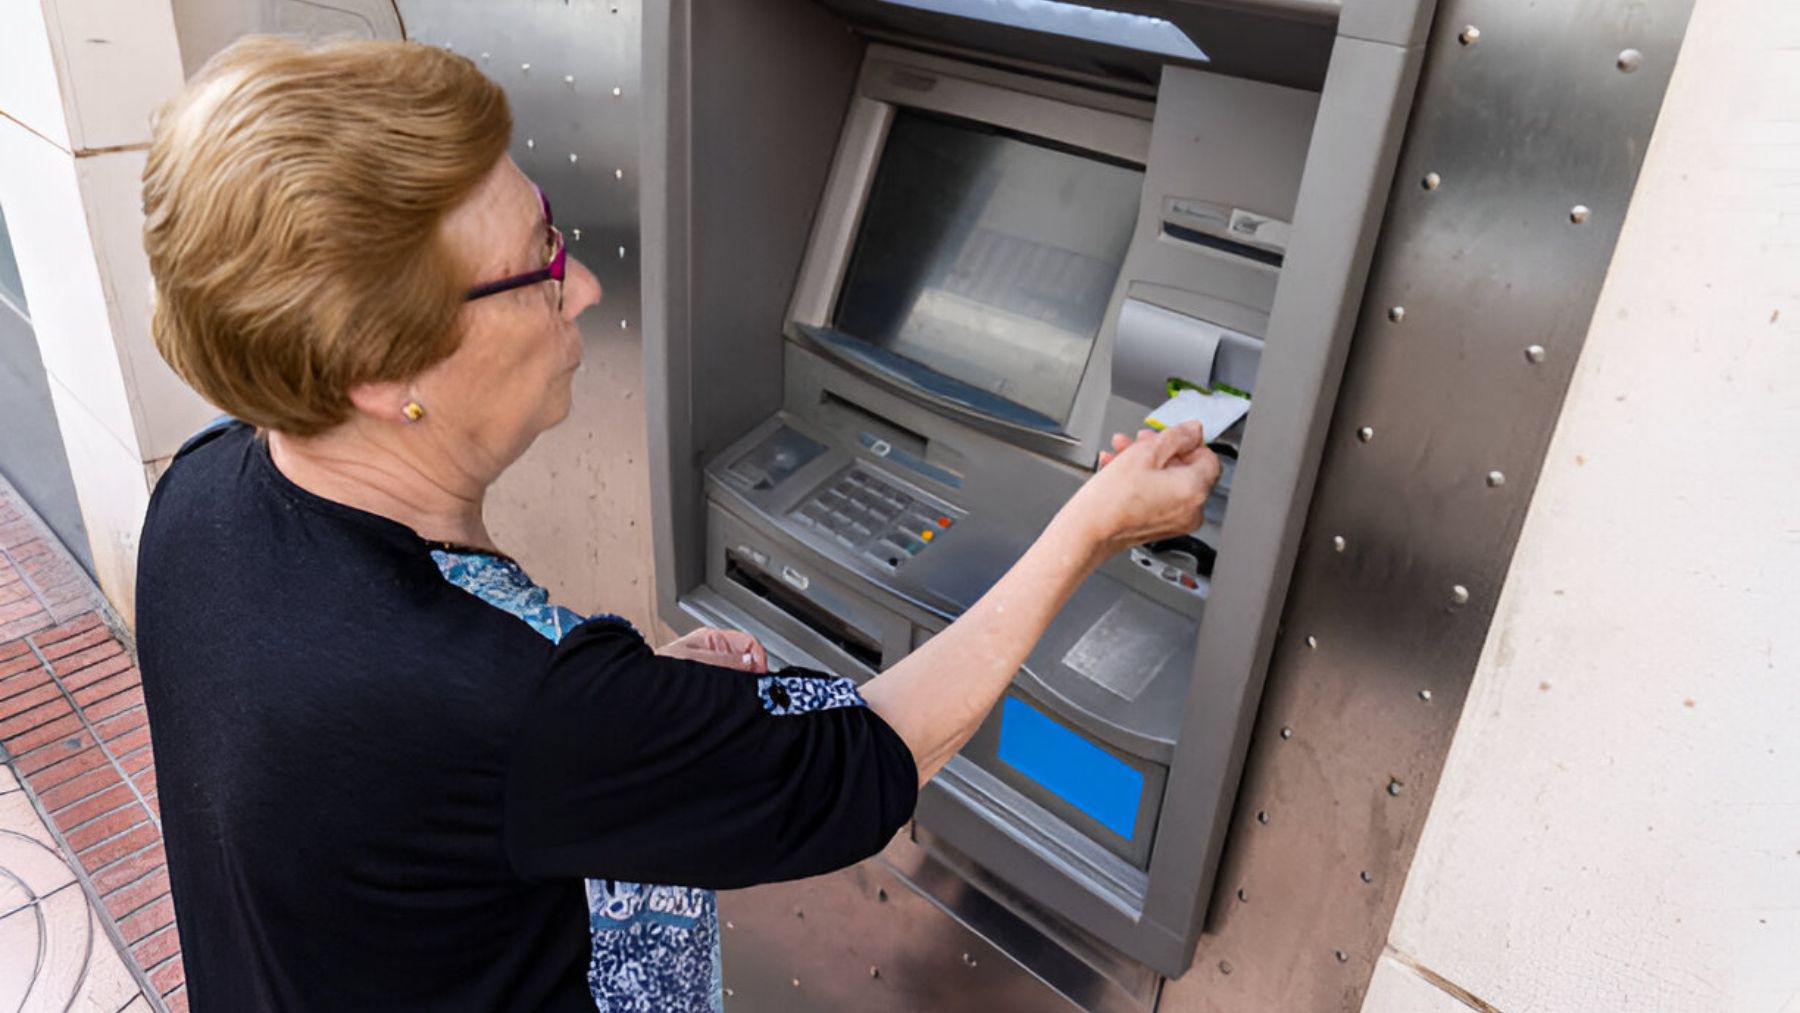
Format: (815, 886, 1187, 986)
(642, 0, 1433, 976)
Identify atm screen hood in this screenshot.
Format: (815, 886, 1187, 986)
(810, 0, 1339, 90)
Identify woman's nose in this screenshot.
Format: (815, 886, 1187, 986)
(563, 258, 603, 320)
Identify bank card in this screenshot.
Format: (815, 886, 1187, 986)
(1144, 387, 1250, 442)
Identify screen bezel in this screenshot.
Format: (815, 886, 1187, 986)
(785, 44, 1154, 466)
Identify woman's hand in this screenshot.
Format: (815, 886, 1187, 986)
(1060, 421, 1222, 559)
(657, 627, 769, 673)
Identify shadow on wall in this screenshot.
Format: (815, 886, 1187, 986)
(0, 204, 93, 574)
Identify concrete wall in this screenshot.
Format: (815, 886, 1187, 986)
(1362, 0, 1800, 1009)
(0, 0, 216, 619)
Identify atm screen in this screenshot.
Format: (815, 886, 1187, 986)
(832, 110, 1143, 430)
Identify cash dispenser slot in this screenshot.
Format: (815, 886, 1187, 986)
(724, 554, 884, 670)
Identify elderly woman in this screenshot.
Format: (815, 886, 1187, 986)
(134, 37, 1219, 1013)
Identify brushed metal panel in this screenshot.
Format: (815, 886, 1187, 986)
(1161, 0, 1696, 1010)
(396, 0, 660, 632)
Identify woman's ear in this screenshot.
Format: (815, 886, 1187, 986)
(346, 380, 417, 423)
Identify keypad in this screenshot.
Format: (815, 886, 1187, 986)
(790, 468, 956, 568)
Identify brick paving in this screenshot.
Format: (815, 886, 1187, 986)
(0, 475, 184, 1012)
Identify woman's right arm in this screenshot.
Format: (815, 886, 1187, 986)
(859, 420, 1221, 785)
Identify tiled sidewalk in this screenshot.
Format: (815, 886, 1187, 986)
(1, 477, 184, 1012)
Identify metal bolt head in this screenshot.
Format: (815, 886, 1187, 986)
(1618, 48, 1644, 73)
(1335, 950, 1349, 963)
(1305, 635, 1318, 649)
(1360, 870, 1374, 883)
(1388, 305, 1406, 323)
(618, 245, 628, 259)
(613, 86, 624, 97)
(525, 138, 535, 150)
(615, 168, 625, 180)
(1357, 426, 1374, 443)
(1422, 172, 1442, 191)
(1451, 584, 1471, 606)
(571, 228, 582, 242)
(1332, 535, 1347, 553)
(480, 52, 490, 61)
(870, 966, 881, 978)
(1570, 205, 1592, 224)
(1486, 470, 1506, 488)
(1419, 688, 1433, 702)
(565, 74, 576, 84)
(1387, 779, 1403, 797)
(724, 988, 734, 998)
(792, 978, 801, 988)
(1458, 25, 1480, 46)
(1256, 809, 1270, 824)
(620, 319, 629, 330)
(521, 62, 531, 71)
(1526, 344, 1548, 364)
(725, 921, 734, 930)
(1219, 960, 1234, 975)
(1279, 726, 1293, 740)
(1237, 887, 1249, 902)
(569, 153, 580, 164)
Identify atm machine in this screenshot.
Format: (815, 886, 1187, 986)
(641, 0, 1433, 995)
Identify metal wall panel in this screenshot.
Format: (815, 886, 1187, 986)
(1161, 0, 1695, 1009)
(396, 0, 660, 633)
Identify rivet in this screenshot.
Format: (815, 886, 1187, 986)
(1422, 172, 1442, 191)
(1256, 809, 1270, 824)
(725, 921, 734, 929)
(569, 153, 580, 164)
(521, 62, 531, 72)
(480, 52, 490, 61)
(870, 966, 881, 979)
(961, 953, 977, 967)
(1237, 887, 1249, 902)
(1486, 470, 1506, 488)
(1360, 870, 1374, 883)
(1219, 960, 1234, 975)
(1388, 306, 1405, 323)
(1357, 426, 1374, 443)
(1332, 535, 1346, 553)
(565, 74, 576, 84)
(1570, 205, 1592, 224)
(613, 86, 624, 97)
(724, 988, 734, 998)
(1419, 688, 1433, 702)
(615, 168, 625, 180)
(1387, 779, 1403, 797)
(1335, 950, 1349, 963)
(1618, 48, 1643, 73)
(620, 319, 629, 330)
(525, 138, 536, 149)
(571, 228, 582, 242)
(1305, 636, 1318, 650)
(618, 245, 628, 259)
(1279, 726, 1292, 739)
(1526, 345, 1548, 364)
(1458, 25, 1480, 46)
(1451, 585, 1470, 606)
(792, 978, 801, 988)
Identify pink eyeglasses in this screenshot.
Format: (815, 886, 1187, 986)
(464, 185, 566, 310)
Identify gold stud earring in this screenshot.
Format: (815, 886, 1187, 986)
(403, 401, 426, 422)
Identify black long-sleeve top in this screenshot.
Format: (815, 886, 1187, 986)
(134, 422, 917, 1010)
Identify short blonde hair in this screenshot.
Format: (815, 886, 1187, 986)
(143, 37, 512, 435)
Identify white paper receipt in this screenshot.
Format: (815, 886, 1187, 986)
(1144, 387, 1250, 442)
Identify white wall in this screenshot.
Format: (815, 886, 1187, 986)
(1363, 0, 1800, 1009)
(0, 0, 215, 618)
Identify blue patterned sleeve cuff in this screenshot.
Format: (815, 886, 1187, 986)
(756, 673, 867, 716)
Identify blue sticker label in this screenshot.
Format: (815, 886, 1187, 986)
(997, 696, 1144, 839)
